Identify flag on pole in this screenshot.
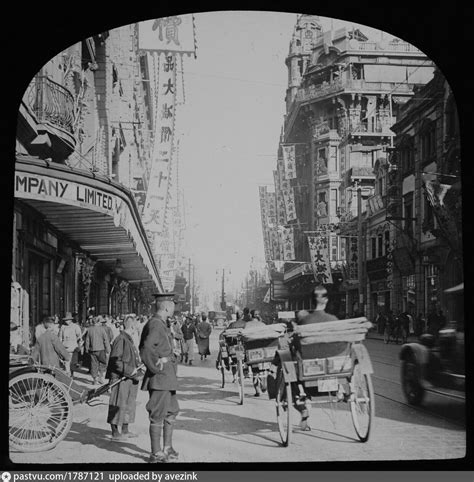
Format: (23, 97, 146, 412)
(307, 234, 333, 284)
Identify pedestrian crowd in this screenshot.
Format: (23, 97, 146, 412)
(373, 308, 447, 339)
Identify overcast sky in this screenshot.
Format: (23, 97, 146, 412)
(173, 11, 395, 305)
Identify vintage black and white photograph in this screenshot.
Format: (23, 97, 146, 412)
(8, 9, 465, 464)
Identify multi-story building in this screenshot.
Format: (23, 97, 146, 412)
(389, 68, 462, 323)
(13, 27, 163, 346)
(265, 15, 436, 317)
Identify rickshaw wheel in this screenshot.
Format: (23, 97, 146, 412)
(349, 362, 374, 442)
(9, 372, 73, 453)
(237, 359, 245, 405)
(276, 373, 292, 447)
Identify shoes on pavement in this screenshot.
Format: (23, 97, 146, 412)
(254, 392, 261, 397)
(163, 446, 179, 460)
(122, 431, 138, 439)
(200, 355, 203, 361)
(298, 419, 311, 431)
(189, 361, 193, 365)
(148, 451, 168, 463)
(111, 433, 126, 442)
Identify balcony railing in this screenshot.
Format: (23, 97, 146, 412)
(24, 75, 75, 134)
(296, 78, 415, 104)
(347, 39, 423, 54)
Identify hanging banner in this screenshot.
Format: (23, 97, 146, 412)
(273, 170, 287, 226)
(280, 226, 295, 261)
(307, 235, 333, 284)
(259, 186, 272, 261)
(263, 288, 271, 304)
(282, 144, 297, 179)
(423, 179, 461, 258)
(138, 15, 197, 57)
(142, 52, 177, 237)
(266, 191, 277, 227)
(282, 186, 297, 222)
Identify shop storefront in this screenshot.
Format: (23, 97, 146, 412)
(13, 156, 162, 345)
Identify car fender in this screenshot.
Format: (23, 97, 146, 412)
(351, 343, 374, 374)
(399, 343, 430, 388)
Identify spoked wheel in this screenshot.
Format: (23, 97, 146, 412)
(401, 356, 425, 405)
(276, 372, 292, 447)
(349, 362, 374, 442)
(9, 372, 73, 452)
(236, 359, 245, 405)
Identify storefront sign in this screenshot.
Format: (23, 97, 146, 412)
(15, 173, 118, 214)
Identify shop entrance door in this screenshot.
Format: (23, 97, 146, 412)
(28, 251, 51, 337)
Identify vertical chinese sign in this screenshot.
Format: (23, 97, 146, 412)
(307, 234, 333, 284)
(138, 15, 196, 292)
(282, 144, 297, 179)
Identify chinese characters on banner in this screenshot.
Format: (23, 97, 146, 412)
(258, 186, 272, 262)
(273, 170, 287, 226)
(142, 51, 177, 245)
(280, 226, 295, 261)
(279, 171, 297, 222)
(347, 236, 358, 280)
(138, 15, 197, 292)
(282, 144, 297, 179)
(138, 15, 197, 57)
(307, 235, 333, 284)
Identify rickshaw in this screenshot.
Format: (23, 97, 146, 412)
(9, 353, 143, 453)
(216, 328, 246, 403)
(271, 317, 375, 446)
(216, 324, 287, 404)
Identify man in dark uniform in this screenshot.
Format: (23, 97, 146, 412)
(139, 293, 179, 463)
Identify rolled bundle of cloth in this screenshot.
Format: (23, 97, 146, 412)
(294, 317, 373, 344)
(222, 328, 245, 338)
(241, 323, 287, 342)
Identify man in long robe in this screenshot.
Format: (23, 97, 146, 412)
(196, 312, 212, 360)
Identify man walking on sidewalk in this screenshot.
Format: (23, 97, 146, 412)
(85, 316, 110, 385)
(181, 315, 197, 365)
(140, 293, 180, 463)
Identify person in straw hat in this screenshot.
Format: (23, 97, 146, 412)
(59, 312, 83, 377)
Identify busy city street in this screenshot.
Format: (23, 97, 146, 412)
(9, 10, 465, 467)
(10, 328, 465, 464)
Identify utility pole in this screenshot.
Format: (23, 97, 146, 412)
(188, 258, 191, 312)
(357, 184, 364, 314)
(192, 264, 195, 313)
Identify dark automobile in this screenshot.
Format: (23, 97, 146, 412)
(399, 283, 465, 405)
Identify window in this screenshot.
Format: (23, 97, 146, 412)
(404, 194, 414, 238)
(371, 237, 377, 259)
(377, 177, 383, 196)
(420, 123, 436, 164)
(378, 234, 383, 258)
(329, 146, 337, 172)
(330, 189, 338, 214)
(331, 235, 338, 261)
(318, 191, 327, 203)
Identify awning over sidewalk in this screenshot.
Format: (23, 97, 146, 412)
(15, 156, 163, 291)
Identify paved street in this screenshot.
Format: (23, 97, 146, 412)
(10, 329, 465, 464)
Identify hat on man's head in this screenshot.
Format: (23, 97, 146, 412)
(63, 312, 74, 321)
(152, 293, 177, 303)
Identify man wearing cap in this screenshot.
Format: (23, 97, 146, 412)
(139, 293, 180, 463)
(59, 312, 83, 377)
(181, 315, 197, 365)
(84, 316, 110, 385)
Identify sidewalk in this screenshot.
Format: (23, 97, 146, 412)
(366, 329, 419, 343)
